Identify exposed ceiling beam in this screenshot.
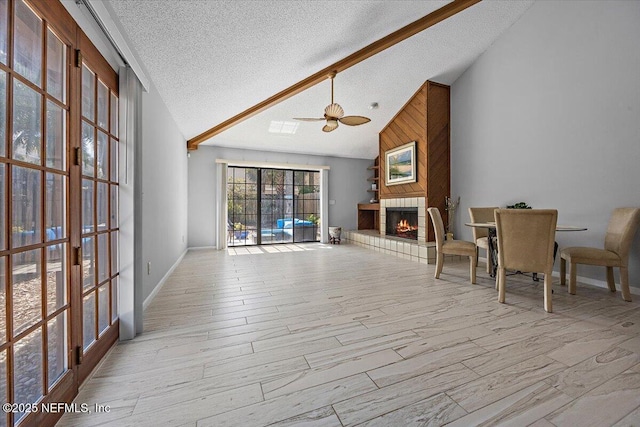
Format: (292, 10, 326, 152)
(187, 0, 481, 150)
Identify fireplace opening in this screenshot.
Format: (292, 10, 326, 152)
(386, 208, 419, 240)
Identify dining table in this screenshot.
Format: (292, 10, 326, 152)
(465, 221, 587, 279)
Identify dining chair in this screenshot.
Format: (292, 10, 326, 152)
(468, 206, 499, 274)
(560, 207, 640, 302)
(427, 207, 477, 284)
(495, 209, 558, 312)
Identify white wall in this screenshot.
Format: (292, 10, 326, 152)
(188, 146, 372, 248)
(141, 85, 189, 300)
(451, 1, 640, 286)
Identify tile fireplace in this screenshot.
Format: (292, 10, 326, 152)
(380, 197, 426, 242)
(385, 208, 418, 240)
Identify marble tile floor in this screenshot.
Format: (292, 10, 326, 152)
(58, 243, 640, 426)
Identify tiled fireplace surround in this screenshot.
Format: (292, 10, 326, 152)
(344, 197, 460, 264)
(380, 197, 426, 241)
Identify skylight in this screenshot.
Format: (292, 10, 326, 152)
(268, 120, 299, 134)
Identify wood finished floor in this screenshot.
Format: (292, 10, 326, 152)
(58, 243, 640, 427)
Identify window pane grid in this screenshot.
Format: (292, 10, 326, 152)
(1, 76, 67, 175)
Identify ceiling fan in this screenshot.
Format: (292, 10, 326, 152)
(294, 72, 371, 132)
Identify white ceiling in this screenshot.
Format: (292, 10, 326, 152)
(104, 0, 534, 159)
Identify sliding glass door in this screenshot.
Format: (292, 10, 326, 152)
(227, 167, 258, 246)
(227, 167, 320, 246)
(292, 170, 320, 243)
(260, 169, 293, 244)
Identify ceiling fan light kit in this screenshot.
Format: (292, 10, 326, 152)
(294, 73, 371, 133)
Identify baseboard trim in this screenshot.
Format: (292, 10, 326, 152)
(187, 246, 218, 251)
(143, 249, 188, 311)
(552, 272, 640, 296)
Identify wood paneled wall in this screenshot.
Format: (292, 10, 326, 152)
(425, 82, 451, 241)
(379, 81, 450, 241)
(379, 84, 427, 199)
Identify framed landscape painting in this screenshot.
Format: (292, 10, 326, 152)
(385, 141, 416, 186)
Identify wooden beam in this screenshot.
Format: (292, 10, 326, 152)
(187, 0, 481, 150)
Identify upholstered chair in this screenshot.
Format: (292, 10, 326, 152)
(495, 209, 558, 312)
(468, 207, 499, 274)
(427, 207, 477, 284)
(560, 207, 640, 302)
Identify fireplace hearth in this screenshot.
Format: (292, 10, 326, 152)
(385, 208, 419, 240)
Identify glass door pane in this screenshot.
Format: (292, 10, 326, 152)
(261, 169, 294, 244)
(12, 79, 41, 164)
(0, 0, 8, 65)
(227, 167, 258, 246)
(11, 249, 41, 336)
(13, 327, 42, 424)
(293, 170, 320, 243)
(0, 70, 6, 157)
(46, 28, 65, 103)
(46, 312, 66, 390)
(13, 0, 42, 87)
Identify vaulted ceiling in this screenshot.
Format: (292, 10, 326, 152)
(103, 0, 534, 159)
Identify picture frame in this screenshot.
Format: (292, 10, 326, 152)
(385, 141, 416, 186)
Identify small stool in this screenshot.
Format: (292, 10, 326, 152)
(328, 226, 342, 244)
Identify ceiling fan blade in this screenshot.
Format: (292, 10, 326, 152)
(322, 121, 339, 132)
(339, 115, 371, 126)
(293, 117, 325, 122)
(324, 103, 344, 119)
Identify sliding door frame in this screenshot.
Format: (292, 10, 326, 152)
(227, 165, 322, 246)
(217, 159, 329, 249)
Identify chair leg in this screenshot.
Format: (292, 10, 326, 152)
(435, 251, 443, 279)
(470, 255, 477, 284)
(486, 248, 491, 274)
(606, 267, 616, 292)
(544, 269, 553, 313)
(560, 258, 566, 286)
(498, 267, 506, 303)
(620, 266, 632, 302)
(568, 262, 577, 295)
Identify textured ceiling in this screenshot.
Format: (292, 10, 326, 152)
(105, 0, 534, 159)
